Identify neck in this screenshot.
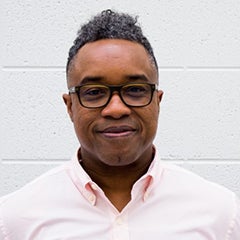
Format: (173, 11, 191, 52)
(81, 158, 152, 189)
(79, 148, 154, 211)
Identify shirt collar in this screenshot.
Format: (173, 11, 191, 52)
(69, 146, 163, 204)
(132, 146, 163, 201)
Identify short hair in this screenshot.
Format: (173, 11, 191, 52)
(66, 9, 158, 73)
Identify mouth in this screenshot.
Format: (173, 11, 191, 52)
(98, 126, 137, 138)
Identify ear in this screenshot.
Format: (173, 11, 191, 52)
(63, 93, 74, 122)
(157, 90, 164, 104)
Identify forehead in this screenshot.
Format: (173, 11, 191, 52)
(67, 39, 157, 85)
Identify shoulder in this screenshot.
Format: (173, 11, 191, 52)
(160, 162, 234, 195)
(0, 162, 76, 238)
(156, 162, 240, 238)
(159, 162, 236, 204)
(0, 162, 71, 211)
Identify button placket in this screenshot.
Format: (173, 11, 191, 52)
(112, 214, 129, 240)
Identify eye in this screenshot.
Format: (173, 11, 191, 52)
(80, 86, 108, 101)
(85, 88, 104, 96)
(124, 84, 149, 97)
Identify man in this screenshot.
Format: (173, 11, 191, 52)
(0, 9, 239, 239)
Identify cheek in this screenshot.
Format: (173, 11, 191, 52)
(147, 111, 159, 131)
(149, 102, 160, 127)
(147, 99, 160, 120)
(72, 108, 96, 137)
(138, 104, 159, 133)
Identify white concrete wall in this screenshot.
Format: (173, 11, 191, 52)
(1, 0, 240, 196)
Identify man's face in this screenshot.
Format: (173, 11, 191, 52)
(63, 39, 163, 167)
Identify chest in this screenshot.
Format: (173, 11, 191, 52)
(11, 203, 221, 240)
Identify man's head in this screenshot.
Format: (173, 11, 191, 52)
(64, 10, 163, 169)
(66, 9, 158, 75)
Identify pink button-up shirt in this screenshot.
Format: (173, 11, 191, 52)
(0, 149, 239, 239)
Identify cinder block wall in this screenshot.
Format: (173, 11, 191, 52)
(1, 1, 240, 196)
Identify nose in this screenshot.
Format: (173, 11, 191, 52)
(101, 93, 131, 119)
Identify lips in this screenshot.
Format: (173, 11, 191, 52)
(98, 125, 136, 138)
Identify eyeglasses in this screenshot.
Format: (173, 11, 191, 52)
(68, 83, 157, 108)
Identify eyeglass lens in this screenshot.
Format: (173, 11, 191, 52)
(78, 83, 153, 108)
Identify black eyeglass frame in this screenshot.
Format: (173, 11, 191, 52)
(68, 83, 158, 109)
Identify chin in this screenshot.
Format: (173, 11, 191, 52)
(99, 152, 137, 167)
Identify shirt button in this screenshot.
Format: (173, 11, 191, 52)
(116, 217, 123, 225)
(88, 195, 95, 204)
(90, 183, 97, 190)
(143, 192, 149, 201)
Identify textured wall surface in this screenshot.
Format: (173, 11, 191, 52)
(1, 0, 240, 196)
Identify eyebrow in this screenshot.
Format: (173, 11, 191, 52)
(80, 76, 103, 85)
(126, 74, 149, 82)
(79, 74, 149, 85)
